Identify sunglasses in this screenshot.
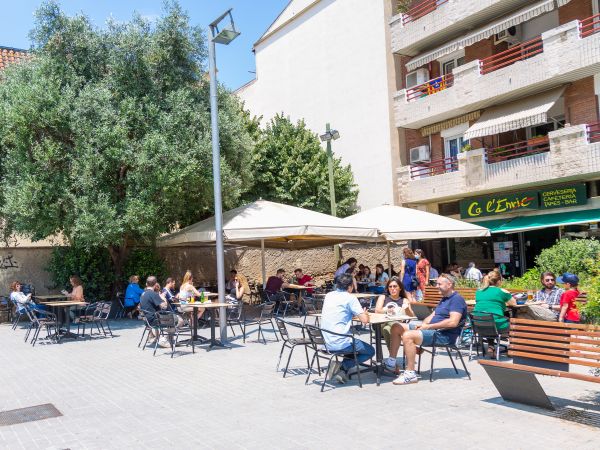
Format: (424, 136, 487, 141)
(544, 278, 555, 282)
(389, 285, 400, 289)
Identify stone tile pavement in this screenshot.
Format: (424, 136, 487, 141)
(1, 318, 600, 450)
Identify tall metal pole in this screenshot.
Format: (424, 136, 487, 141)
(208, 32, 227, 343)
(325, 123, 340, 264)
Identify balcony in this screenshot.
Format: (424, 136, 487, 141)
(391, 0, 532, 57)
(406, 73, 454, 102)
(394, 17, 600, 130)
(398, 125, 600, 205)
(410, 155, 458, 179)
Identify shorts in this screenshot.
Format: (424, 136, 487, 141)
(409, 322, 452, 346)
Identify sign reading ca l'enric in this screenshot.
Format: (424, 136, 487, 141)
(460, 184, 587, 218)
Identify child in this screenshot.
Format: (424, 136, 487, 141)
(557, 272, 580, 323)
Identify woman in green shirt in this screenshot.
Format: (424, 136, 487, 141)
(473, 269, 516, 356)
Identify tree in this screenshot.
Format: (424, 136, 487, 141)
(244, 114, 358, 217)
(0, 1, 254, 281)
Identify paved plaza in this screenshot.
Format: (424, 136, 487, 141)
(1, 318, 600, 450)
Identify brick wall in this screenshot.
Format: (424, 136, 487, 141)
(464, 37, 507, 64)
(565, 76, 599, 125)
(559, 0, 593, 24)
(430, 132, 443, 160)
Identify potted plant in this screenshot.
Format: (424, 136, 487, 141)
(527, 134, 548, 146)
(460, 143, 472, 153)
(397, 0, 412, 14)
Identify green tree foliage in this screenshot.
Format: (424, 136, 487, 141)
(534, 239, 600, 283)
(243, 114, 358, 217)
(123, 248, 167, 286)
(0, 1, 254, 279)
(46, 247, 115, 301)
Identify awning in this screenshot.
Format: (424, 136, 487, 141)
(463, 86, 565, 139)
(473, 209, 600, 234)
(405, 0, 557, 72)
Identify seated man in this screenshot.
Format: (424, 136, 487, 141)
(140, 276, 169, 345)
(518, 271, 563, 321)
(388, 273, 467, 385)
(321, 273, 374, 384)
(265, 268, 291, 306)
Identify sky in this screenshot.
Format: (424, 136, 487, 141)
(0, 0, 290, 90)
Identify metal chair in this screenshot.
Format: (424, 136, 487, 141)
(153, 311, 194, 358)
(29, 309, 59, 347)
(305, 325, 364, 392)
(416, 331, 471, 382)
(138, 310, 159, 350)
(114, 292, 126, 319)
(10, 297, 27, 330)
(468, 312, 509, 361)
(275, 318, 312, 377)
(226, 302, 244, 337)
(76, 302, 99, 337)
(301, 296, 320, 326)
(242, 302, 278, 344)
(91, 302, 114, 337)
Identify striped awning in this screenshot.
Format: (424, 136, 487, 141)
(406, 0, 558, 72)
(420, 111, 481, 137)
(463, 86, 565, 139)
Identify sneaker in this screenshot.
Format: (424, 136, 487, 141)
(158, 337, 171, 348)
(393, 370, 419, 385)
(326, 360, 342, 381)
(335, 369, 348, 384)
(384, 357, 397, 371)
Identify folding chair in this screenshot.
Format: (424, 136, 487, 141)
(275, 318, 312, 377)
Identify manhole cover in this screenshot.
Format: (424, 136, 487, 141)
(0, 404, 62, 426)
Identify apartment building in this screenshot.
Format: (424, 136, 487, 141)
(392, 0, 600, 274)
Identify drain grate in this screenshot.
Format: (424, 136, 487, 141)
(0, 403, 62, 427)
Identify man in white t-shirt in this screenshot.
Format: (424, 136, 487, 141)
(464, 262, 483, 283)
(321, 273, 374, 383)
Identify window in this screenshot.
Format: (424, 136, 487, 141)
(444, 135, 467, 160)
(440, 53, 465, 76)
(526, 116, 565, 139)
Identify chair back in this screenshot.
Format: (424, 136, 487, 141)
(227, 302, 243, 321)
(305, 325, 326, 346)
(156, 311, 177, 329)
(302, 297, 318, 315)
(260, 302, 276, 319)
(116, 292, 125, 308)
(99, 302, 111, 318)
(275, 318, 290, 341)
(139, 309, 155, 328)
(469, 312, 503, 338)
(411, 303, 432, 320)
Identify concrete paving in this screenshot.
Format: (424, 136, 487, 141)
(1, 317, 599, 450)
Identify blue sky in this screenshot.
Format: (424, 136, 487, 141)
(0, 0, 289, 90)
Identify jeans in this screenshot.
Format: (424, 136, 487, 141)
(333, 339, 375, 371)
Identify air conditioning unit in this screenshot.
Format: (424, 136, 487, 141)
(406, 68, 429, 88)
(494, 25, 521, 45)
(409, 145, 431, 164)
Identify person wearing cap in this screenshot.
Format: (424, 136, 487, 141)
(557, 273, 581, 323)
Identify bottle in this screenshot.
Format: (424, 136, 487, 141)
(200, 291, 205, 303)
(190, 296, 196, 304)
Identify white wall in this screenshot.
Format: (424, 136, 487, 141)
(237, 0, 396, 210)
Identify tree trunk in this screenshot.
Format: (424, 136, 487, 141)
(108, 243, 129, 296)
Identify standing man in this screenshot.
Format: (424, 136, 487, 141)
(388, 274, 467, 385)
(321, 273, 374, 384)
(464, 262, 483, 283)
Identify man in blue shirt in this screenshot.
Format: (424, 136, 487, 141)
(390, 273, 467, 385)
(321, 273, 374, 383)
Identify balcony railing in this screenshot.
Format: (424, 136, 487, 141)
(406, 73, 454, 102)
(401, 0, 448, 25)
(410, 156, 458, 179)
(485, 137, 550, 163)
(580, 13, 600, 38)
(479, 36, 543, 75)
(587, 121, 600, 143)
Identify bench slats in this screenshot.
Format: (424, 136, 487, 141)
(508, 350, 600, 368)
(510, 344, 600, 361)
(510, 325, 600, 337)
(510, 331, 599, 346)
(510, 318, 600, 331)
(510, 337, 600, 353)
(479, 359, 600, 384)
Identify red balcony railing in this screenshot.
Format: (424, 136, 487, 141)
(406, 73, 454, 102)
(587, 121, 600, 143)
(486, 137, 550, 163)
(479, 36, 543, 75)
(402, 0, 448, 25)
(580, 13, 600, 38)
(410, 156, 458, 179)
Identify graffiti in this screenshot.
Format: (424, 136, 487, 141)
(0, 254, 19, 270)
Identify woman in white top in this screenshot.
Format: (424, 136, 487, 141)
(178, 270, 205, 320)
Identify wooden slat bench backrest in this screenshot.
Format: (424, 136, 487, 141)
(424, 286, 587, 306)
(508, 318, 600, 370)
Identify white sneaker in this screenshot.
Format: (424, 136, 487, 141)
(335, 370, 348, 384)
(327, 360, 342, 380)
(384, 357, 397, 371)
(158, 337, 171, 348)
(393, 370, 419, 385)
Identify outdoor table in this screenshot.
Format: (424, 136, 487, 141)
(43, 301, 88, 340)
(368, 312, 417, 386)
(507, 301, 544, 318)
(175, 300, 233, 349)
(35, 294, 69, 303)
(286, 283, 313, 306)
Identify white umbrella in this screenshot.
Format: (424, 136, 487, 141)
(157, 199, 379, 283)
(343, 205, 491, 274)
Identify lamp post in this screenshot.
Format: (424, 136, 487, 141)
(320, 124, 341, 263)
(208, 9, 240, 345)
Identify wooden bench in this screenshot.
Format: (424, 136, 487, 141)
(479, 318, 600, 410)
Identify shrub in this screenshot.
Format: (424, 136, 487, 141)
(534, 239, 600, 283)
(123, 248, 167, 287)
(46, 246, 115, 301)
(500, 268, 541, 291)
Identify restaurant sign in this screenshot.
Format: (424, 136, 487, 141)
(460, 184, 586, 218)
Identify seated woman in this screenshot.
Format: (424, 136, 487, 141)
(10, 281, 45, 314)
(369, 264, 389, 294)
(473, 270, 516, 358)
(374, 277, 414, 371)
(124, 275, 144, 318)
(62, 275, 86, 320)
(226, 273, 249, 304)
(178, 270, 205, 321)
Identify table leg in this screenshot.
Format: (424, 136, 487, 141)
(374, 322, 383, 386)
(192, 311, 198, 341)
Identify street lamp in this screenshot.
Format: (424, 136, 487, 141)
(320, 124, 341, 263)
(208, 8, 239, 345)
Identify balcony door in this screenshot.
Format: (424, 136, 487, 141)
(444, 135, 466, 172)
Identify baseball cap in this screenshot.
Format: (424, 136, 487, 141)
(556, 273, 579, 285)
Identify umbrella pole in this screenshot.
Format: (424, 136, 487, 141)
(261, 239, 267, 289)
(387, 242, 392, 276)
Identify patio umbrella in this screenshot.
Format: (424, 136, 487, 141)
(343, 205, 491, 274)
(157, 199, 379, 284)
